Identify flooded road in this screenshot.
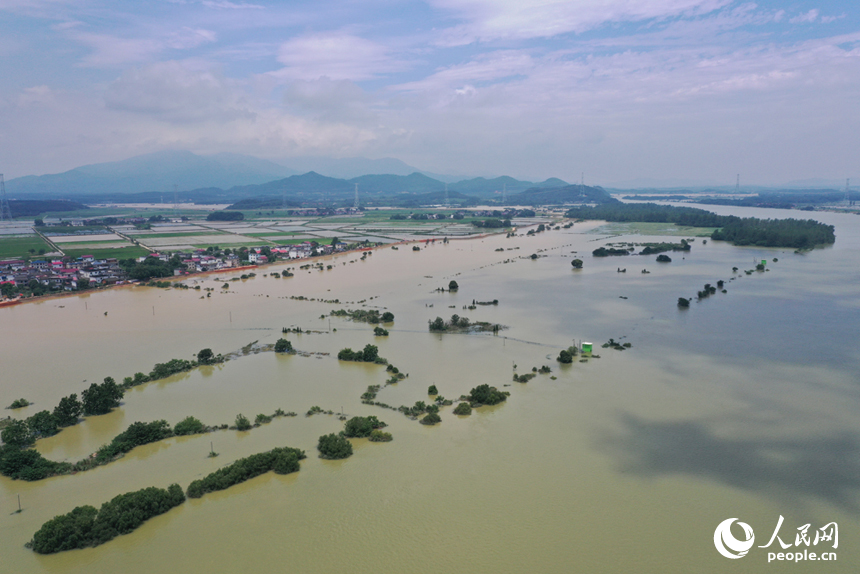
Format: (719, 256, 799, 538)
(2, 212, 858, 573)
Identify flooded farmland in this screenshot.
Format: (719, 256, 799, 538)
(2, 208, 859, 573)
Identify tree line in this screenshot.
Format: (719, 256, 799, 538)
(565, 203, 835, 248)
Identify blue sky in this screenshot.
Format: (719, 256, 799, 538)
(0, 0, 857, 185)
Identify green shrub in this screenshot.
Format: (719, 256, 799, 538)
(274, 338, 293, 353)
(427, 385, 438, 395)
(317, 433, 353, 459)
(368, 430, 393, 442)
(235, 414, 252, 431)
(255, 414, 273, 425)
(468, 384, 509, 406)
(173, 416, 205, 436)
(452, 402, 472, 415)
(95, 421, 173, 463)
(420, 413, 441, 425)
(7, 398, 30, 409)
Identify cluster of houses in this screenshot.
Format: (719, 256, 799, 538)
(0, 240, 355, 296)
(0, 255, 124, 291)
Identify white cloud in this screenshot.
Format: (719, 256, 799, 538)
(200, 0, 264, 8)
(69, 27, 218, 67)
(430, 0, 733, 44)
(790, 9, 819, 24)
(104, 61, 253, 122)
(273, 32, 410, 81)
(283, 78, 376, 123)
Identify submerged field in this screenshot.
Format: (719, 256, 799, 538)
(1, 206, 858, 573)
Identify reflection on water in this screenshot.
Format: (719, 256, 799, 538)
(1, 211, 859, 573)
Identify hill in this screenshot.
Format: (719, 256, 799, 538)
(508, 184, 615, 205)
(5, 150, 296, 197)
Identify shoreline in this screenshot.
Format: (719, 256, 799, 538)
(0, 224, 540, 309)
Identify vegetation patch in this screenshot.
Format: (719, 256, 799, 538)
(467, 384, 509, 406)
(337, 344, 387, 364)
(428, 314, 505, 333)
(317, 433, 353, 459)
(29, 484, 186, 554)
(186, 446, 305, 498)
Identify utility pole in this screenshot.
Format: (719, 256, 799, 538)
(353, 183, 359, 210)
(736, 174, 740, 194)
(501, 183, 506, 205)
(173, 184, 178, 218)
(444, 183, 450, 208)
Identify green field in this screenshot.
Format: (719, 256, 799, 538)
(0, 235, 54, 259)
(62, 246, 151, 259)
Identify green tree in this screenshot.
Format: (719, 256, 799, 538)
(26, 411, 59, 438)
(343, 416, 384, 438)
(197, 348, 215, 364)
(571, 259, 583, 269)
(1, 419, 32, 447)
(420, 413, 441, 425)
(360, 344, 379, 362)
(557, 349, 573, 364)
(468, 384, 508, 406)
(173, 416, 205, 436)
(448, 280, 459, 291)
(274, 338, 293, 353)
(429, 317, 446, 331)
(235, 414, 252, 431)
(81, 378, 124, 416)
(381, 311, 395, 322)
(427, 385, 438, 395)
(53, 394, 82, 427)
(453, 402, 472, 415)
(317, 433, 353, 459)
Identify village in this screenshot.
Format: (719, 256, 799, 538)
(0, 239, 354, 300)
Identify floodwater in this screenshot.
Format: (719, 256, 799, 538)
(1, 208, 859, 573)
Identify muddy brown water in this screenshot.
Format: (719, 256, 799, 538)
(2, 211, 859, 573)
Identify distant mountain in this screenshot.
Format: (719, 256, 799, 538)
(280, 156, 424, 179)
(350, 173, 444, 195)
(508, 184, 615, 206)
(5, 150, 297, 197)
(449, 176, 568, 197)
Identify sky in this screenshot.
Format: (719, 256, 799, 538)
(0, 0, 858, 185)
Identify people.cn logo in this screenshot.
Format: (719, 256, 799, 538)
(714, 518, 756, 559)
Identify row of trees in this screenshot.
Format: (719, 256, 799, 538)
(30, 484, 186, 554)
(186, 446, 306, 498)
(337, 344, 385, 363)
(1, 416, 209, 481)
(565, 203, 835, 248)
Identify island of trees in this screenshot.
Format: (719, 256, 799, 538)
(29, 484, 186, 554)
(565, 203, 835, 249)
(186, 446, 306, 498)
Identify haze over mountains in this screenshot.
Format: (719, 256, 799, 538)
(3, 150, 572, 204)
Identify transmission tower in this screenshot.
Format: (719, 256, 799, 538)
(736, 174, 740, 194)
(353, 183, 359, 209)
(0, 174, 12, 222)
(173, 184, 178, 218)
(846, 178, 851, 205)
(444, 183, 450, 208)
(580, 172, 585, 196)
(501, 183, 506, 205)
